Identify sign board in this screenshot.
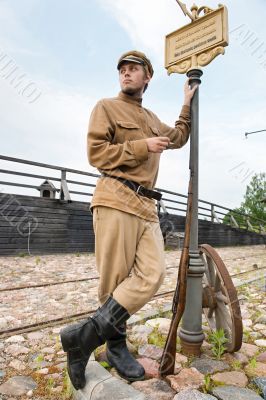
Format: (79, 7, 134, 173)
(165, 5, 228, 73)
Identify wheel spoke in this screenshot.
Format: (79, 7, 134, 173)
(202, 255, 210, 284)
(216, 301, 233, 331)
(215, 291, 229, 304)
(223, 307, 233, 330)
(214, 273, 221, 291)
(204, 310, 216, 330)
(221, 285, 227, 296)
(206, 256, 216, 286)
(214, 307, 224, 330)
(215, 306, 231, 340)
(207, 306, 215, 318)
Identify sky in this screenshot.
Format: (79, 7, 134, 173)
(0, 0, 265, 210)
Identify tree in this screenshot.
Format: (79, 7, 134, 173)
(241, 172, 266, 221)
(223, 206, 246, 228)
(223, 173, 266, 228)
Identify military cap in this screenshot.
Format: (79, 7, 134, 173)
(117, 50, 154, 77)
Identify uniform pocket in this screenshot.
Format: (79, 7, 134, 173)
(115, 120, 142, 142)
(117, 121, 140, 129)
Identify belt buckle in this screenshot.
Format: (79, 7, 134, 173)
(136, 185, 145, 196)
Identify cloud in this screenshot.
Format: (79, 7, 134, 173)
(0, 76, 99, 183)
(0, 1, 38, 51)
(0, 82, 100, 203)
(99, 0, 184, 66)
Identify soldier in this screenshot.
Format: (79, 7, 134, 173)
(60, 50, 197, 390)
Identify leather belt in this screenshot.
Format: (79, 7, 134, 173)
(101, 173, 162, 201)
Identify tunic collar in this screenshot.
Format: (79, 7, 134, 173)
(118, 91, 142, 107)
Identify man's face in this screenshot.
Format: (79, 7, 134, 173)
(119, 62, 150, 96)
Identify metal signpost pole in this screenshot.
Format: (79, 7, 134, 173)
(179, 67, 205, 355)
(164, 2, 229, 356)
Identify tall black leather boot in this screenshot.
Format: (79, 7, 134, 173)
(106, 323, 145, 381)
(60, 297, 130, 390)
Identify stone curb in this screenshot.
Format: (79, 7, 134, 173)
(73, 357, 146, 400)
(72, 305, 173, 400)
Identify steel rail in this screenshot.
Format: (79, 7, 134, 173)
(1, 257, 265, 293)
(0, 291, 174, 339)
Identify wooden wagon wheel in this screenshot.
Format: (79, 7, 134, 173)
(199, 244, 243, 352)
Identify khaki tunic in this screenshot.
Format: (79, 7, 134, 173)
(87, 91, 191, 313)
(87, 91, 191, 222)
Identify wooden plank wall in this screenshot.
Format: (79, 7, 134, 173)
(0, 193, 94, 255)
(0, 193, 265, 256)
(159, 214, 266, 248)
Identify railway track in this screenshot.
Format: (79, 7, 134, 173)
(0, 290, 174, 339)
(0, 265, 265, 339)
(1, 252, 265, 292)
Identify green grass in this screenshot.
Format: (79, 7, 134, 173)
(208, 329, 228, 360)
(18, 252, 28, 257)
(62, 368, 73, 399)
(247, 382, 263, 396)
(202, 374, 213, 393)
(99, 361, 111, 369)
(45, 377, 55, 395)
(248, 357, 257, 369)
(35, 353, 44, 370)
(35, 256, 41, 265)
(230, 359, 242, 370)
(148, 326, 167, 348)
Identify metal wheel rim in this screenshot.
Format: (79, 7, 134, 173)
(200, 244, 243, 352)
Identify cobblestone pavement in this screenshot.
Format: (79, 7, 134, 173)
(0, 245, 265, 399)
(1, 246, 265, 330)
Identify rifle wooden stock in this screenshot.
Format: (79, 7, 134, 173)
(159, 176, 193, 376)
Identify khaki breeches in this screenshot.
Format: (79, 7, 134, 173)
(93, 206, 166, 315)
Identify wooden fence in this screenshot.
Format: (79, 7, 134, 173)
(0, 155, 265, 255)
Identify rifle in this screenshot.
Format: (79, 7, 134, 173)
(159, 170, 193, 377)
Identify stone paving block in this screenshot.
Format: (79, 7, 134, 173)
(254, 339, 266, 347)
(211, 371, 248, 388)
(128, 325, 154, 345)
(173, 389, 216, 399)
(0, 376, 37, 396)
(244, 361, 266, 378)
(145, 318, 171, 335)
(138, 344, 163, 360)
(190, 358, 230, 374)
(73, 360, 146, 400)
(256, 351, 266, 363)
(166, 368, 204, 392)
(223, 352, 248, 366)
(255, 314, 266, 324)
(132, 378, 176, 400)
(239, 343, 259, 358)
(138, 358, 160, 378)
(252, 377, 266, 399)
(211, 385, 262, 400)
